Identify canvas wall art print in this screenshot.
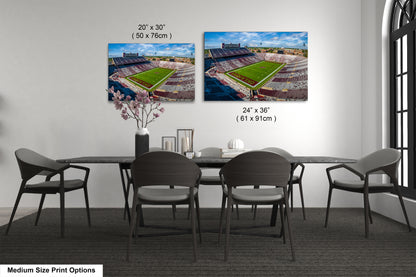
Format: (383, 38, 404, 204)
(204, 32, 308, 101)
(108, 43, 195, 102)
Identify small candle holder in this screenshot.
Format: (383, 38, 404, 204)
(177, 129, 194, 155)
(161, 136, 177, 152)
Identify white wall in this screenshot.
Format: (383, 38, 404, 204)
(0, 0, 401, 219)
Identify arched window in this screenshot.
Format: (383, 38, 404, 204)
(390, 0, 415, 198)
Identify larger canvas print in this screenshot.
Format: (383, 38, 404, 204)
(108, 43, 195, 102)
(204, 32, 308, 101)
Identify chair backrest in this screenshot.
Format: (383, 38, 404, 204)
(15, 148, 66, 180)
(355, 148, 401, 177)
(199, 147, 222, 158)
(262, 147, 294, 159)
(220, 151, 290, 187)
(131, 151, 201, 188)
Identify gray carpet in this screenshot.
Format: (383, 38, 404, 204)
(0, 208, 415, 277)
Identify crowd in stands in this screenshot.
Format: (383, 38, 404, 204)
(214, 55, 262, 73)
(258, 88, 307, 100)
(204, 51, 308, 101)
(116, 63, 156, 78)
(109, 58, 195, 101)
(209, 47, 251, 59)
(259, 53, 305, 64)
(153, 90, 194, 101)
(259, 55, 308, 100)
(156, 66, 195, 99)
(113, 56, 148, 66)
(152, 61, 193, 70)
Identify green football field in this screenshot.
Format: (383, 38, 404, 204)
(226, 61, 285, 90)
(126, 67, 175, 91)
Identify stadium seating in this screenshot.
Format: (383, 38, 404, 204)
(204, 52, 308, 101)
(109, 57, 195, 101)
(113, 56, 148, 66)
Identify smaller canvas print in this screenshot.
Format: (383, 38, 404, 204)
(108, 43, 195, 102)
(204, 32, 308, 101)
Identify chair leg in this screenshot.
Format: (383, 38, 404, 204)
(235, 204, 240, 220)
(283, 187, 295, 261)
(190, 196, 198, 262)
(60, 191, 65, 238)
(187, 203, 191, 220)
(83, 187, 91, 227)
(5, 190, 24, 235)
(195, 197, 202, 243)
(324, 187, 333, 228)
(127, 187, 139, 262)
(279, 203, 286, 243)
(298, 181, 306, 220)
(367, 199, 373, 224)
(396, 186, 411, 232)
(289, 184, 294, 212)
(35, 193, 46, 226)
(224, 194, 232, 261)
(218, 193, 226, 244)
(270, 204, 278, 226)
(363, 189, 370, 238)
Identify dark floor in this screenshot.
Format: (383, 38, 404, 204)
(1, 208, 415, 277)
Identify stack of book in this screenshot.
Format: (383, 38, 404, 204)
(221, 148, 251, 158)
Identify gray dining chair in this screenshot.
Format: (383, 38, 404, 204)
(263, 147, 306, 220)
(127, 151, 202, 262)
(150, 146, 177, 219)
(199, 147, 223, 184)
(6, 148, 91, 237)
(219, 151, 295, 261)
(325, 148, 411, 237)
(198, 147, 241, 219)
(124, 146, 174, 222)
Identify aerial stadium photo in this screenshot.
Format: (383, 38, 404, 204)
(204, 32, 308, 101)
(108, 43, 195, 102)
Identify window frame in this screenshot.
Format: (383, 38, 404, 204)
(389, 0, 416, 199)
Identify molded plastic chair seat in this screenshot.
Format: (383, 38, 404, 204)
(138, 187, 198, 203)
(26, 179, 84, 193)
(224, 187, 284, 203)
(333, 179, 393, 190)
(263, 147, 306, 220)
(6, 148, 91, 238)
(325, 148, 411, 238)
(127, 151, 202, 262)
(219, 151, 295, 261)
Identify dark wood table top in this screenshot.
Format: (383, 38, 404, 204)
(57, 155, 356, 166)
(57, 156, 135, 164)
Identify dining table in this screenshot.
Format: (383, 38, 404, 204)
(57, 154, 356, 224)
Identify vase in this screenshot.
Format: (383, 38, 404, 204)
(135, 128, 149, 158)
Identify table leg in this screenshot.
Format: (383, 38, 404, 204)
(270, 163, 295, 226)
(119, 163, 131, 223)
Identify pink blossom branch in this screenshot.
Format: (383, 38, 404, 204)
(108, 88, 164, 129)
